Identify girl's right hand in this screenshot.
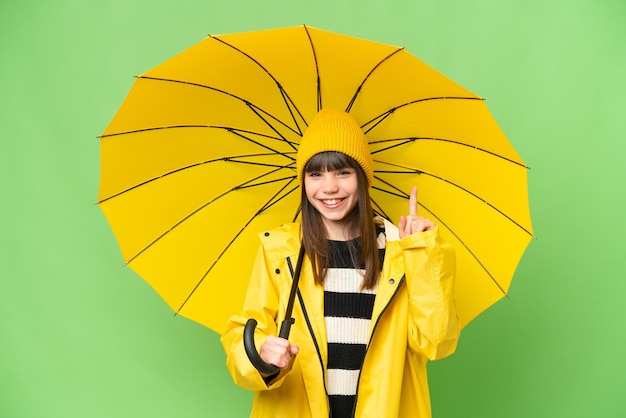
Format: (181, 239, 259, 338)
(398, 186, 436, 238)
(259, 336, 299, 375)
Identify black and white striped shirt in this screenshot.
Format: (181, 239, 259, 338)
(324, 230, 385, 417)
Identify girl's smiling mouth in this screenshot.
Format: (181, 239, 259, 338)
(321, 198, 345, 207)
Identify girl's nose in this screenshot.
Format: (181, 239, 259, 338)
(321, 173, 338, 192)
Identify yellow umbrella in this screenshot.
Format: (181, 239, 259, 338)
(98, 25, 533, 334)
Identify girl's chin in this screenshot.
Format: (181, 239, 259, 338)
(320, 212, 351, 224)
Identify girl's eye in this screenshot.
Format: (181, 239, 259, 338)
(307, 172, 321, 177)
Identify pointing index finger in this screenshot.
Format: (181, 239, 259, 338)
(409, 186, 417, 217)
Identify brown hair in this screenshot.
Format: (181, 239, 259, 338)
(301, 152, 381, 290)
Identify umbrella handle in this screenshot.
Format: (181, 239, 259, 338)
(244, 318, 294, 376)
(244, 244, 303, 375)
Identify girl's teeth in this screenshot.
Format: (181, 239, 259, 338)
(324, 199, 339, 205)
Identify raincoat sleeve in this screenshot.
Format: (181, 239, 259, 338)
(220, 244, 291, 391)
(399, 225, 460, 360)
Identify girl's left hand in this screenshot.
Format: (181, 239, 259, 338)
(398, 186, 436, 238)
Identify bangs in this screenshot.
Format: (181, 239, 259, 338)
(304, 152, 359, 173)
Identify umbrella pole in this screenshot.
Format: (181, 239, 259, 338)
(244, 245, 306, 375)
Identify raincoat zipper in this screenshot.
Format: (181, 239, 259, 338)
(287, 255, 332, 417)
(351, 275, 406, 418)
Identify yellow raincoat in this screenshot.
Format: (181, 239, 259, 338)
(221, 219, 460, 418)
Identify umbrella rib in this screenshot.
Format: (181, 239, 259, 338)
(208, 34, 309, 136)
(100, 124, 212, 138)
(345, 47, 405, 113)
(137, 75, 303, 139)
(420, 201, 508, 296)
(372, 167, 533, 237)
(244, 103, 299, 151)
(279, 87, 308, 136)
(303, 25, 323, 112)
(361, 97, 484, 134)
(228, 126, 298, 156)
(370, 180, 508, 296)
(98, 153, 294, 204)
(233, 174, 297, 190)
(100, 124, 294, 147)
(104, 125, 297, 161)
(371, 199, 391, 221)
(123, 164, 296, 266)
(371, 137, 529, 169)
(98, 124, 299, 203)
(175, 178, 301, 315)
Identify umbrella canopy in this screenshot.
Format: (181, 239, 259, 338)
(98, 25, 533, 334)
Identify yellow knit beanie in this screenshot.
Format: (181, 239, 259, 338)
(296, 108, 374, 186)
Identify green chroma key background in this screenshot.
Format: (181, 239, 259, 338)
(1, 0, 624, 417)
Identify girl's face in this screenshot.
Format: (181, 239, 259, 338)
(304, 166, 359, 238)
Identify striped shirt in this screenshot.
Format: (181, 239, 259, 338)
(324, 230, 385, 418)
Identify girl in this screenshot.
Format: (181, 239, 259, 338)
(221, 108, 460, 418)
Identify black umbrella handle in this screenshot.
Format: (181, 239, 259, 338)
(244, 318, 293, 376)
(243, 245, 304, 376)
